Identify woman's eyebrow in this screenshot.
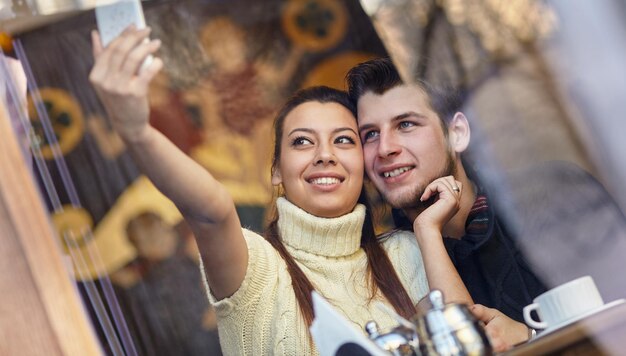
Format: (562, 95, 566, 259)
(287, 128, 314, 136)
(332, 127, 358, 135)
(288, 127, 357, 136)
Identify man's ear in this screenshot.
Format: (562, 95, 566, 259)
(271, 167, 282, 186)
(448, 112, 470, 153)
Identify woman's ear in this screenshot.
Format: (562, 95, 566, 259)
(448, 112, 470, 154)
(271, 167, 282, 186)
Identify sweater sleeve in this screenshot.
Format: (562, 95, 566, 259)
(199, 229, 298, 354)
(199, 228, 281, 317)
(381, 230, 430, 305)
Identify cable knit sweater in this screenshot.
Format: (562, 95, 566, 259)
(200, 197, 429, 355)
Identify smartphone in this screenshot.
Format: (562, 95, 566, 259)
(95, 0, 153, 70)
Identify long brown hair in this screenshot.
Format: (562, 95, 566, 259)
(265, 86, 416, 326)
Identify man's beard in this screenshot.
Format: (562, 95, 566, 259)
(383, 149, 457, 211)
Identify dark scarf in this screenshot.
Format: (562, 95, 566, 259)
(443, 194, 547, 322)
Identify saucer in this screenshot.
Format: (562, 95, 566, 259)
(536, 299, 626, 338)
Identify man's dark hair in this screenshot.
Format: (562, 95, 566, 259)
(345, 57, 463, 129)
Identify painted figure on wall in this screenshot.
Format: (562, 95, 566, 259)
(183, 16, 304, 212)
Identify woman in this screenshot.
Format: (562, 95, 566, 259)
(89, 27, 473, 354)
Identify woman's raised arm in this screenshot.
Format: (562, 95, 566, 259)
(89, 27, 247, 299)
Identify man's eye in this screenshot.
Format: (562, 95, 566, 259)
(399, 121, 416, 129)
(362, 130, 379, 142)
(335, 136, 355, 144)
(292, 136, 313, 146)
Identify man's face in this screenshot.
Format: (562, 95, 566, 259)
(357, 84, 455, 210)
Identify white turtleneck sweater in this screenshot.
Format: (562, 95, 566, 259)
(200, 197, 429, 355)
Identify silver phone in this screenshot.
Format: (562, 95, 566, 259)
(95, 0, 153, 70)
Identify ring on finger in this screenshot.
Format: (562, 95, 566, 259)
(452, 186, 460, 192)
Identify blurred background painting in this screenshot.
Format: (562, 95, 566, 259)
(2, 0, 626, 354)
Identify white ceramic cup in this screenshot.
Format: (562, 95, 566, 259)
(523, 276, 604, 329)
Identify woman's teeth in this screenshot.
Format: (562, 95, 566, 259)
(309, 177, 340, 185)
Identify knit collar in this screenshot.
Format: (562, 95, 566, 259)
(276, 197, 365, 257)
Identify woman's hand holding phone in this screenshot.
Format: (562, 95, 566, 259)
(95, 0, 154, 73)
(89, 26, 162, 142)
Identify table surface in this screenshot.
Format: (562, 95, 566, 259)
(507, 300, 626, 355)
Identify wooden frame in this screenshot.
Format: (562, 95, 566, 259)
(0, 104, 102, 355)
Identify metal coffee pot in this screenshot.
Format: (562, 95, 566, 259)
(365, 321, 419, 356)
(366, 290, 493, 356)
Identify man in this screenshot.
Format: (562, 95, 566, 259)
(345, 58, 546, 346)
(347, 57, 626, 348)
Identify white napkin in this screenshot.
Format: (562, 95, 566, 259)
(309, 291, 388, 356)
